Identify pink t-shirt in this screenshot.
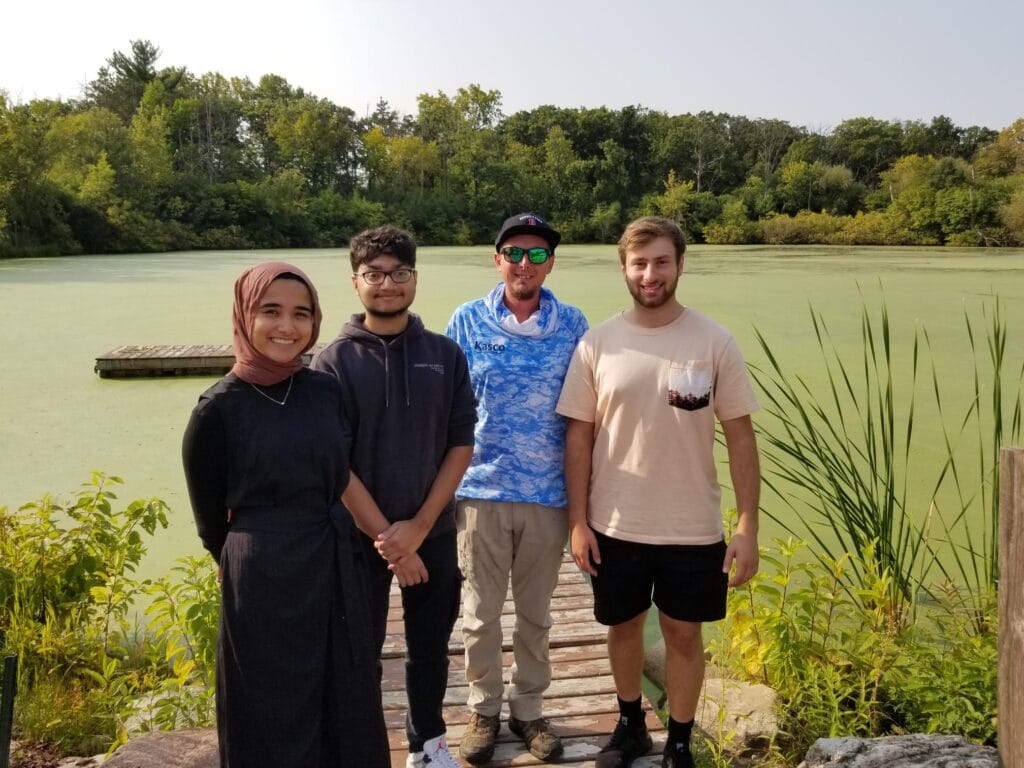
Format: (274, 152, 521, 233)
(556, 308, 759, 545)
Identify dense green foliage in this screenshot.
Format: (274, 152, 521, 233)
(0, 474, 217, 754)
(2, 40, 1023, 257)
(711, 538, 997, 763)
(704, 300, 1017, 762)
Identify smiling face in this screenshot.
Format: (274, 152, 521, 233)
(352, 253, 417, 319)
(621, 235, 683, 310)
(250, 277, 315, 365)
(495, 232, 554, 303)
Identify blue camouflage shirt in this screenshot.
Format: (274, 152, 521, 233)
(445, 283, 588, 508)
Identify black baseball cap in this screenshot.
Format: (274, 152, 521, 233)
(494, 212, 562, 251)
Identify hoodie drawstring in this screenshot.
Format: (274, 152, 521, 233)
(380, 337, 390, 408)
(378, 336, 411, 408)
(401, 340, 410, 407)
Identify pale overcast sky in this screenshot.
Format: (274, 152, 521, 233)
(3, 0, 1019, 131)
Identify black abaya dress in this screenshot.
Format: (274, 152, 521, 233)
(182, 368, 389, 767)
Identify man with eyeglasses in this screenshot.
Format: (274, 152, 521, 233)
(312, 225, 477, 768)
(445, 213, 588, 764)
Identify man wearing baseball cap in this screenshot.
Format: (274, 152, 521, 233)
(445, 213, 589, 764)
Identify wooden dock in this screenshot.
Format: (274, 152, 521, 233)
(382, 554, 665, 767)
(94, 344, 323, 378)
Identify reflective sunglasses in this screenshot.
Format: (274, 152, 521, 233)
(354, 268, 416, 285)
(499, 245, 552, 265)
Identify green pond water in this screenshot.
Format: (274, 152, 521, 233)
(2, 244, 1023, 584)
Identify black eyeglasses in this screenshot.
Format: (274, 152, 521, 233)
(354, 268, 416, 285)
(499, 246, 552, 265)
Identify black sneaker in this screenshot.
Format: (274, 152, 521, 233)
(595, 719, 653, 768)
(661, 743, 695, 768)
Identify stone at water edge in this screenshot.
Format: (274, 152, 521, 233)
(643, 639, 780, 752)
(697, 676, 779, 749)
(100, 728, 218, 768)
(798, 734, 998, 767)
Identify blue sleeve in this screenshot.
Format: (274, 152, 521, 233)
(448, 346, 478, 448)
(445, 307, 465, 346)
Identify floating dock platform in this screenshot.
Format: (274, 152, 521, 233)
(95, 344, 322, 378)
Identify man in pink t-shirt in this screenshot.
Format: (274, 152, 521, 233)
(556, 216, 761, 768)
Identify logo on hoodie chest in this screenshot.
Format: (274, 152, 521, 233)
(413, 362, 445, 375)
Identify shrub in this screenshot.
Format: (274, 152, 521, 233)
(1, 474, 220, 756)
(885, 587, 997, 743)
(1, 472, 168, 675)
(830, 211, 921, 245)
(704, 199, 761, 245)
(12, 675, 117, 756)
(759, 211, 845, 244)
(711, 535, 999, 761)
(138, 558, 219, 732)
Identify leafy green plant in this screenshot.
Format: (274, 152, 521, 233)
(134, 557, 219, 733)
(700, 297, 1016, 761)
(11, 675, 116, 756)
(695, 693, 741, 768)
(711, 535, 999, 761)
(0, 472, 169, 680)
(712, 537, 898, 759)
(751, 297, 927, 624)
(883, 586, 998, 743)
(0, 475, 220, 755)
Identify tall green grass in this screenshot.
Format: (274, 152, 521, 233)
(711, 300, 1017, 758)
(751, 295, 1022, 627)
(928, 300, 1024, 604)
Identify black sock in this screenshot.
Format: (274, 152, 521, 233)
(666, 717, 694, 752)
(617, 696, 644, 728)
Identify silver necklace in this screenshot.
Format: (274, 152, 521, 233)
(249, 375, 293, 406)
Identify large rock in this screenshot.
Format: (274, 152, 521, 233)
(798, 734, 998, 767)
(101, 729, 217, 768)
(697, 676, 778, 750)
(643, 639, 779, 752)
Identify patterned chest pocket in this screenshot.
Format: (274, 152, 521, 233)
(667, 360, 712, 411)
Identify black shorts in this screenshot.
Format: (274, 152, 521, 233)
(590, 530, 727, 626)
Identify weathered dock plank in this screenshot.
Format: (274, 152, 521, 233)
(383, 554, 664, 767)
(94, 344, 323, 378)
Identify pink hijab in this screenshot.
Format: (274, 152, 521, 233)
(230, 261, 323, 385)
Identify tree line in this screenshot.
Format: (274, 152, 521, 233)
(2, 40, 1023, 257)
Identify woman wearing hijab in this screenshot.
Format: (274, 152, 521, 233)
(182, 261, 389, 767)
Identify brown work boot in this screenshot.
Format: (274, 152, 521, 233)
(459, 712, 500, 765)
(508, 716, 564, 761)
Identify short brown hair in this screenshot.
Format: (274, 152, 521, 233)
(617, 216, 686, 264)
(348, 225, 417, 271)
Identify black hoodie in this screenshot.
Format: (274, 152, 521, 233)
(312, 313, 477, 537)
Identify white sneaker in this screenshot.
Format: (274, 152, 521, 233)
(406, 734, 463, 768)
